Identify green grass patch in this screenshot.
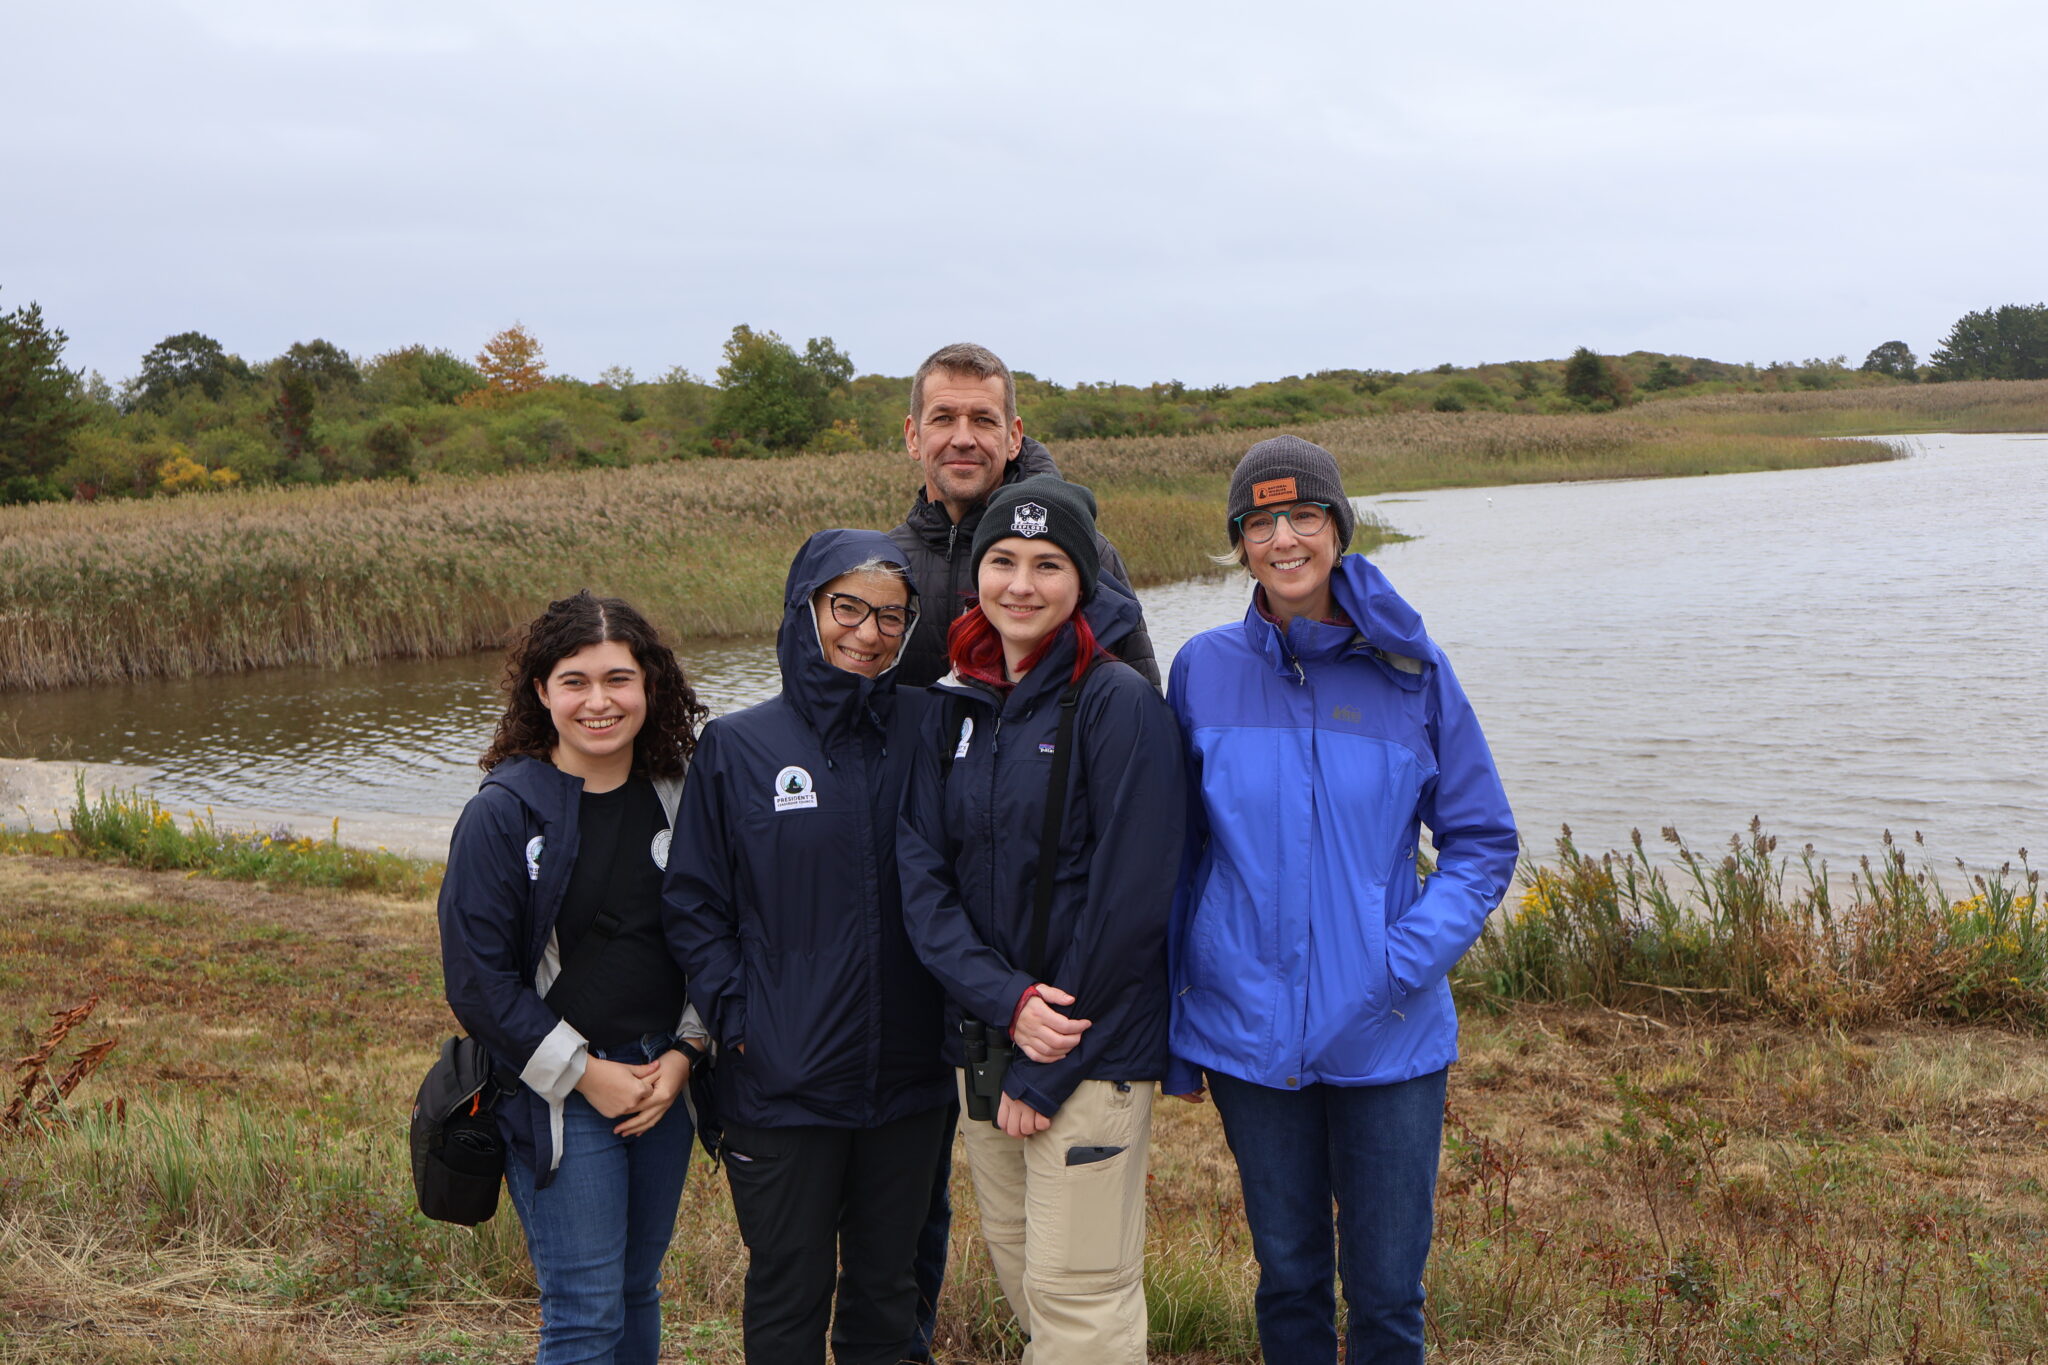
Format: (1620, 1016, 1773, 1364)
(0, 777, 441, 898)
(1458, 822, 2047, 1028)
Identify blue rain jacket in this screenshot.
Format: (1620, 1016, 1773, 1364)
(897, 578, 1186, 1117)
(663, 529, 952, 1129)
(1164, 555, 1518, 1095)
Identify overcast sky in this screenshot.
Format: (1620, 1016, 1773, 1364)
(7, 1, 2044, 388)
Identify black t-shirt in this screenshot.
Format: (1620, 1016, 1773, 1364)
(548, 777, 689, 1051)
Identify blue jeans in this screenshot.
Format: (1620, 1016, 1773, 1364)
(504, 1037, 695, 1365)
(1207, 1067, 1448, 1365)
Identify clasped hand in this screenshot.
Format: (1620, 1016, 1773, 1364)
(574, 1050, 692, 1137)
(1013, 984, 1091, 1064)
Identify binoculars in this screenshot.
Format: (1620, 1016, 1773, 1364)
(959, 1018, 1016, 1125)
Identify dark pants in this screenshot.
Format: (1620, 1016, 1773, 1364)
(905, 1099, 958, 1363)
(1208, 1067, 1449, 1365)
(722, 1106, 951, 1365)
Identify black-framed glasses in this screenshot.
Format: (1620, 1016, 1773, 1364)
(823, 592, 911, 637)
(1235, 501, 1332, 544)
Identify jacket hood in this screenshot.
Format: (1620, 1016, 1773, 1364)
(778, 528, 916, 744)
(1243, 554, 1441, 678)
(479, 752, 582, 822)
(902, 436, 1062, 544)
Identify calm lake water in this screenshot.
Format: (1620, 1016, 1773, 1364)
(7, 432, 2042, 871)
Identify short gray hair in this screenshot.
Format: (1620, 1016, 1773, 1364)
(909, 342, 1015, 426)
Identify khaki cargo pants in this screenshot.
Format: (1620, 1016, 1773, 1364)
(955, 1072, 1154, 1365)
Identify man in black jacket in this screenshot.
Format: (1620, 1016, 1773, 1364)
(889, 344, 1158, 1362)
(886, 342, 1158, 688)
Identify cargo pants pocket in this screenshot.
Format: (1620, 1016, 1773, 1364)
(1063, 1143, 1132, 1273)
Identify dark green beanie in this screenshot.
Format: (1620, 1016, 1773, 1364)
(972, 475, 1102, 602)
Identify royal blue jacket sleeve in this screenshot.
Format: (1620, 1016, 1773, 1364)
(1002, 669, 1185, 1116)
(1384, 653, 1519, 997)
(662, 724, 750, 1051)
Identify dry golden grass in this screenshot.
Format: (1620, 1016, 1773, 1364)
(0, 394, 1929, 692)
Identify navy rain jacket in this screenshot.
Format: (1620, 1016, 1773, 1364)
(438, 755, 689, 1187)
(664, 529, 952, 1129)
(897, 578, 1186, 1117)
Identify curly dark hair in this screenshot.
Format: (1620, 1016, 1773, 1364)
(480, 590, 709, 779)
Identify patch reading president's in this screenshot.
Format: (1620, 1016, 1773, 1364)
(773, 766, 818, 812)
(1252, 477, 1298, 506)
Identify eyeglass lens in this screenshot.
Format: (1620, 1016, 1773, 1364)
(827, 594, 910, 636)
(1240, 502, 1330, 543)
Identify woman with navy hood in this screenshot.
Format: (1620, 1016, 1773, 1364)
(438, 590, 712, 1365)
(664, 529, 952, 1365)
(899, 475, 1185, 1365)
(1165, 437, 1519, 1365)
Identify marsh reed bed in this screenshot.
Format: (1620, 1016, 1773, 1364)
(4, 820, 2046, 1362)
(0, 404, 1907, 692)
(1460, 822, 2046, 1029)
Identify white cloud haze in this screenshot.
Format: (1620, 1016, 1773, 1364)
(5, 0, 2044, 386)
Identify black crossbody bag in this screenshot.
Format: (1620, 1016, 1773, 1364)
(410, 905, 634, 1225)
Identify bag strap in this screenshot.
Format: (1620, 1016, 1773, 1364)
(546, 775, 684, 1006)
(1026, 664, 1095, 982)
(544, 906, 626, 1005)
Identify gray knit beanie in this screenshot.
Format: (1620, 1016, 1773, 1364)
(973, 475, 1103, 602)
(1226, 435, 1356, 551)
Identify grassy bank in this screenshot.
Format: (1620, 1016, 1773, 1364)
(5, 830, 2048, 1362)
(0, 781, 438, 898)
(1641, 376, 2048, 437)
(1459, 823, 2045, 1028)
(0, 392, 1926, 691)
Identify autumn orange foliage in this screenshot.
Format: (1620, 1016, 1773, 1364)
(459, 322, 548, 407)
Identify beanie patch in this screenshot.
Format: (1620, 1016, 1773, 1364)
(1251, 477, 1298, 507)
(1011, 501, 1049, 537)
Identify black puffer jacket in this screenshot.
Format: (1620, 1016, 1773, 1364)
(886, 437, 1159, 688)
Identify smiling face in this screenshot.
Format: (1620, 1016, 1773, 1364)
(536, 639, 647, 787)
(904, 370, 1024, 522)
(1244, 510, 1340, 628)
(977, 536, 1081, 677)
(813, 569, 911, 678)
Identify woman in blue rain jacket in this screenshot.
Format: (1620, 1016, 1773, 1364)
(1165, 436, 1519, 1365)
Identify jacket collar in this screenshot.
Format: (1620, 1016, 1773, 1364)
(1239, 554, 1440, 682)
(933, 581, 1141, 714)
(901, 436, 1062, 549)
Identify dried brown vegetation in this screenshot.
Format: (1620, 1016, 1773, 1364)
(4, 854, 2047, 1362)
(0, 397, 1913, 692)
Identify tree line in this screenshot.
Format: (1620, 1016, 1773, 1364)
(3, 291, 2044, 505)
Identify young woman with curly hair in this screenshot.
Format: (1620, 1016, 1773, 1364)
(439, 589, 712, 1365)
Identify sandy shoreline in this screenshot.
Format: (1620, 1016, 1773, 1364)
(0, 757, 456, 861)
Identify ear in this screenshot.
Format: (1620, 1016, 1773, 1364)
(1003, 415, 1024, 462)
(903, 411, 920, 461)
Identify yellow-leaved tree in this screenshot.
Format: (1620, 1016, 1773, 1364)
(461, 323, 548, 406)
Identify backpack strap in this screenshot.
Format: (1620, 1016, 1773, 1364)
(1026, 663, 1096, 981)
